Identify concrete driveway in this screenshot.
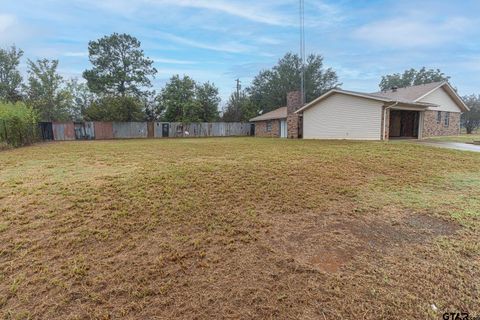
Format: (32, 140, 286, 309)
(417, 141, 480, 153)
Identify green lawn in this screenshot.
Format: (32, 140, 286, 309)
(426, 133, 480, 143)
(0, 138, 479, 319)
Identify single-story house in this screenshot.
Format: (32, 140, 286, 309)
(250, 91, 302, 138)
(250, 81, 469, 140)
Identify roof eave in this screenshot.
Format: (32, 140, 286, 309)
(390, 102, 436, 110)
(250, 116, 287, 122)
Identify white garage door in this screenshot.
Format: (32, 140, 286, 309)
(303, 93, 383, 140)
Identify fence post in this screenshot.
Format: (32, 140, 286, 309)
(19, 127, 23, 146)
(3, 120, 7, 144)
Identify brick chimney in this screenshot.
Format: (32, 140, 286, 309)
(286, 91, 303, 138)
(287, 91, 303, 114)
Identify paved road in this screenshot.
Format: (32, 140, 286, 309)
(417, 141, 480, 153)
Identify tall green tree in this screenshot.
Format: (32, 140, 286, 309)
(83, 33, 157, 97)
(65, 79, 95, 121)
(157, 75, 220, 123)
(222, 90, 257, 122)
(157, 75, 197, 122)
(25, 59, 70, 121)
(142, 92, 159, 121)
(379, 67, 450, 91)
(247, 53, 340, 113)
(0, 46, 24, 102)
(196, 82, 220, 122)
(462, 94, 480, 134)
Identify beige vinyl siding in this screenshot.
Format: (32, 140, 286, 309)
(419, 87, 462, 112)
(303, 93, 383, 140)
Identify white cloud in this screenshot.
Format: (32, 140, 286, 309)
(255, 36, 282, 45)
(151, 0, 295, 26)
(63, 51, 88, 57)
(0, 14, 16, 33)
(333, 65, 377, 81)
(153, 0, 345, 29)
(73, 0, 140, 15)
(0, 14, 22, 44)
(354, 16, 473, 48)
(153, 57, 197, 64)
(307, 1, 345, 27)
(455, 56, 480, 72)
(75, 0, 296, 26)
(0, 13, 38, 45)
(155, 31, 253, 53)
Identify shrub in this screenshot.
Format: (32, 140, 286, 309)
(0, 102, 38, 148)
(83, 96, 145, 121)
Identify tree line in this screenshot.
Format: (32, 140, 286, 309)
(0, 32, 479, 132)
(0, 33, 343, 124)
(0, 33, 222, 123)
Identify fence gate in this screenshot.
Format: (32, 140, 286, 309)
(162, 123, 169, 137)
(38, 122, 54, 140)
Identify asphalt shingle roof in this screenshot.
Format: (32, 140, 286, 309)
(249, 107, 287, 122)
(371, 81, 445, 101)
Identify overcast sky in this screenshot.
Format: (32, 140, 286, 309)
(1, 0, 479, 102)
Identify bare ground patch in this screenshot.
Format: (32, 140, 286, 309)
(265, 208, 460, 273)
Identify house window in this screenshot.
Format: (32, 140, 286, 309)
(444, 112, 450, 127)
(266, 121, 272, 132)
(436, 111, 442, 124)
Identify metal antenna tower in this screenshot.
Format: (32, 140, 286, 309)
(299, 0, 306, 105)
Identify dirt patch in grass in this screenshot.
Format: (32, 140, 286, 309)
(265, 208, 460, 273)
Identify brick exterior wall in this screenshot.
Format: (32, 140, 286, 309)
(383, 109, 461, 140)
(422, 110, 461, 138)
(287, 91, 303, 139)
(382, 107, 390, 140)
(287, 114, 300, 139)
(254, 120, 281, 137)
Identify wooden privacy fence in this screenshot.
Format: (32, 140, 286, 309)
(48, 121, 253, 141)
(159, 122, 252, 138)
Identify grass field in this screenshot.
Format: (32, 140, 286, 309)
(1, 138, 479, 319)
(426, 134, 480, 143)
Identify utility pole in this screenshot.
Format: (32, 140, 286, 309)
(235, 78, 241, 98)
(234, 78, 242, 120)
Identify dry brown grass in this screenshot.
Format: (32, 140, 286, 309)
(0, 138, 479, 319)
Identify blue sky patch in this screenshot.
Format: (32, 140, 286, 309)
(1, 0, 479, 103)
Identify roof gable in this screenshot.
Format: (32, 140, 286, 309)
(416, 82, 469, 112)
(418, 83, 469, 112)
